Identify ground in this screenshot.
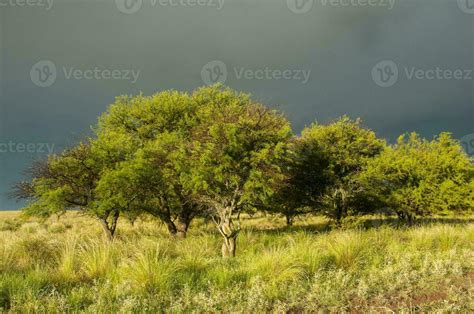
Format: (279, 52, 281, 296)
(0, 211, 473, 313)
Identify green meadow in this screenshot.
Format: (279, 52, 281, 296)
(1, 211, 472, 313)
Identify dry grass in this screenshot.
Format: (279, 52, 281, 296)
(0, 211, 473, 313)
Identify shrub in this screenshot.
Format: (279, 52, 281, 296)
(15, 237, 58, 268)
(362, 132, 474, 220)
(0, 219, 22, 232)
(47, 223, 67, 234)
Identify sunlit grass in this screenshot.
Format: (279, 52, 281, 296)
(0, 211, 472, 312)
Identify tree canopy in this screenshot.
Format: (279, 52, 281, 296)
(14, 86, 474, 257)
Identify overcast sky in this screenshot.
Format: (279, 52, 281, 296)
(0, 0, 473, 209)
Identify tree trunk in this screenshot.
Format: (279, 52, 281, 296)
(162, 213, 193, 238)
(396, 211, 405, 220)
(101, 223, 114, 241)
(176, 216, 189, 239)
(286, 214, 294, 226)
(216, 211, 240, 258)
(335, 206, 343, 225)
(99, 211, 119, 241)
(221, 236, 236, 258)
(163, 217, 177, 236)
(396, 211, 415, 225)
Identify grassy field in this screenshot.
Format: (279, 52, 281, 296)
(0, 211, 473, 313)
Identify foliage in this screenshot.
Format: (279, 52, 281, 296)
(281, 117, 386, 223)
(264, 136, 329, 225)
(93, 90, 201, 237)
(12, 86, 473, 250)
(182, 85, 292, 256)
(361, 132, 474, 219)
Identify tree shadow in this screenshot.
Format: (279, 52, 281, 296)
(245, 216, 474, 236)
(245, 221, 331, 236)
(360, 216, 474, 231)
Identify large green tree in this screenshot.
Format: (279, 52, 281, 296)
(93, 90, 202, 237)
(183, 85, 292, 257)
(296, 117, 386, 223)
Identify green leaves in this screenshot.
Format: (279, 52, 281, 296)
(269, 116, 387, 222)
(185, 85, 292, 212)
(17, 85, 473, 239)
(362, 132, 474, 218)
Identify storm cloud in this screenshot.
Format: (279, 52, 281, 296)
(0, 0, 472, 209)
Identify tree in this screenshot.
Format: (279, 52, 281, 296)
(14, 141, 124, 240)
(93, 90, 202, 237)
(361, 132, 474, 220)
(265, 136, 330, 226)
(183, 85, 292, 257)
(94, 132, 200, 238)
(298, 117, 386, 223)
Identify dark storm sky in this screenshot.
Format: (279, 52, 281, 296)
(0, 0, 473, 209)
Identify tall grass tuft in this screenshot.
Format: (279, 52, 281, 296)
(0, 212, 473, 312)
(326, 231, 370, 270)
(80, 239, 119, 280)
(123, 244, 177, 294)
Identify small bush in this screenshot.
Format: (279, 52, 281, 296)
(48, 223, 67, 234)
(0, 286, 10, 311)
(80, 240, 119, 280)
(0, 219, 22, 232)
(20, 222, 41, 234)
(15, 237, 58, 268)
